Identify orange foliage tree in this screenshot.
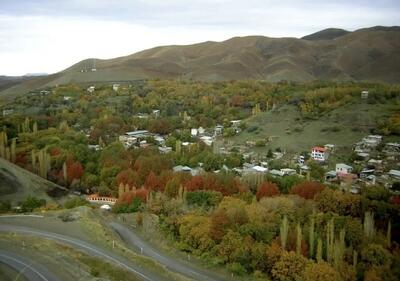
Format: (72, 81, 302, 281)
(290, 181, 325, 199)
(67, 161, 84, 183)
(256, 182, 280, 201)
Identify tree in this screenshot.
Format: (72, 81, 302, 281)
(10, 138, 16, 163)
(179, 214, 215, 252)
(210, 209, 229, 242)
(363, 211, 375, 239)
(256, 182, 280, 200)
(309, 217, 315, 259)
(165, 177, 181, 198)
(290, 181, 325, 199)
(271, 251, 308, 281)
(144, 171, 159, 191)
(387, 221, 391, 248)
(296, 222, 302, 255)
(302, 262, 342, 281)
(316, 238, 323, 263)
(361, 244, 392, 267)
(67, 161, 84, 184)
(280, 215, 289, 250)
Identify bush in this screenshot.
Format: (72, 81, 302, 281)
(186, 191, 223, 207)
(0, 200, 11, 213)
(64, 197, 89, 209)
(255, 140, 266, 147)
(19, 196, 46, 212)
(113, 197, 143, 213)
(227, 262, 247, 276)
(361, 244, 392, 267)
(247, 126, 258, 133)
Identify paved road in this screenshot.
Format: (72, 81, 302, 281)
(0, 250, 60, 281)
(110, 222, 228, 281)
(0, 224, 163, 281)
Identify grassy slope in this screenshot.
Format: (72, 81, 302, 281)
(0, 158, 67, 203)
(230, 100, 399, 154)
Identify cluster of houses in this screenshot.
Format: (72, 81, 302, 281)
(314, 135, 400, 192)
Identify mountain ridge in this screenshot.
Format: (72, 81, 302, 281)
(1, 26, 399, 102)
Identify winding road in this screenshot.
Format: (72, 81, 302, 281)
(0, 250, 60, 281)
(110, 222, 224, 281)
(110, 222, 227, 281)
(0, 224, 162, 281)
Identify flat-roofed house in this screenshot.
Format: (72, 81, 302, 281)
(311, 146, 329, 161)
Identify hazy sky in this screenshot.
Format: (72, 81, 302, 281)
(0, 0, 399, 76)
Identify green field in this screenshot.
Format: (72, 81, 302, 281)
(230, 100, 399, 155)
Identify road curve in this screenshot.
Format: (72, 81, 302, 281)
(0, 250, 60, 281)
(110, 222, 227, 281)
(0, 224, 163, 281)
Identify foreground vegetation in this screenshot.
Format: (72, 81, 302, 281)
(0, 80, 399, 280)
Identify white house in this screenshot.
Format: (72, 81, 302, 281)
(214, 125, 224, 135)
(191, 128, 198, 136)
(280, 168, 297, 176)
(159, 146, 172, 154)
(361, 90, 369, 99)
(336, 163, 353, 174)
(87, 86, 95, 93)
(230, 120, 241, 128)
(112, 84, 120, 92)
(2, 109, 14, 116)
(362, 135, 383, 147)
(200, 136, 213, 146)
(152, 109, 160, 118)
(311, 147, 329, 161)
(388, 170, 400, 180)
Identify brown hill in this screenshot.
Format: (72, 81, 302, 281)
(1, 26, 399, 102)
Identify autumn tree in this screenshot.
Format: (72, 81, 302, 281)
(256, 181, 280, 201)
(67, 161, 84, 184)
(271, 251, 308, 281)
(302, 262, 342, 281)
(290, 181, 325, 199)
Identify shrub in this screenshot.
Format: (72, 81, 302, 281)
(113, 197, 143, 213)
(19, 196, 46, 212)
(361, 244, 392, 267)
(227, 262, 247, 276)
(247, 126, 258, 133)
(64, 197, 89, 209)
(186, 191, 223, 207)
(255, 140, 266, 147)
(0, 200, 11, 213)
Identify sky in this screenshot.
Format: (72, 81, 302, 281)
(0, 0, 399, 76)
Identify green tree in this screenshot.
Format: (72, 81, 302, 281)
(280, 215, 289, 250)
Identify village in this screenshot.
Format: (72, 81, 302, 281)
(112, 122, 400, 198)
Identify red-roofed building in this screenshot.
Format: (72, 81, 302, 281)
(311, 146, 329, 161)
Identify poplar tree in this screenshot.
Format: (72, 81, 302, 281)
(387, 220, 391, 248)
(280, 215, 289, 250)
(309, 217, 315, 258)
(364, 212, 375, 238)
(10, 138, 16, 163)
(316, 238, 323, 263)
(296, 222, 302, 255)
(63, 162, 68, 183)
